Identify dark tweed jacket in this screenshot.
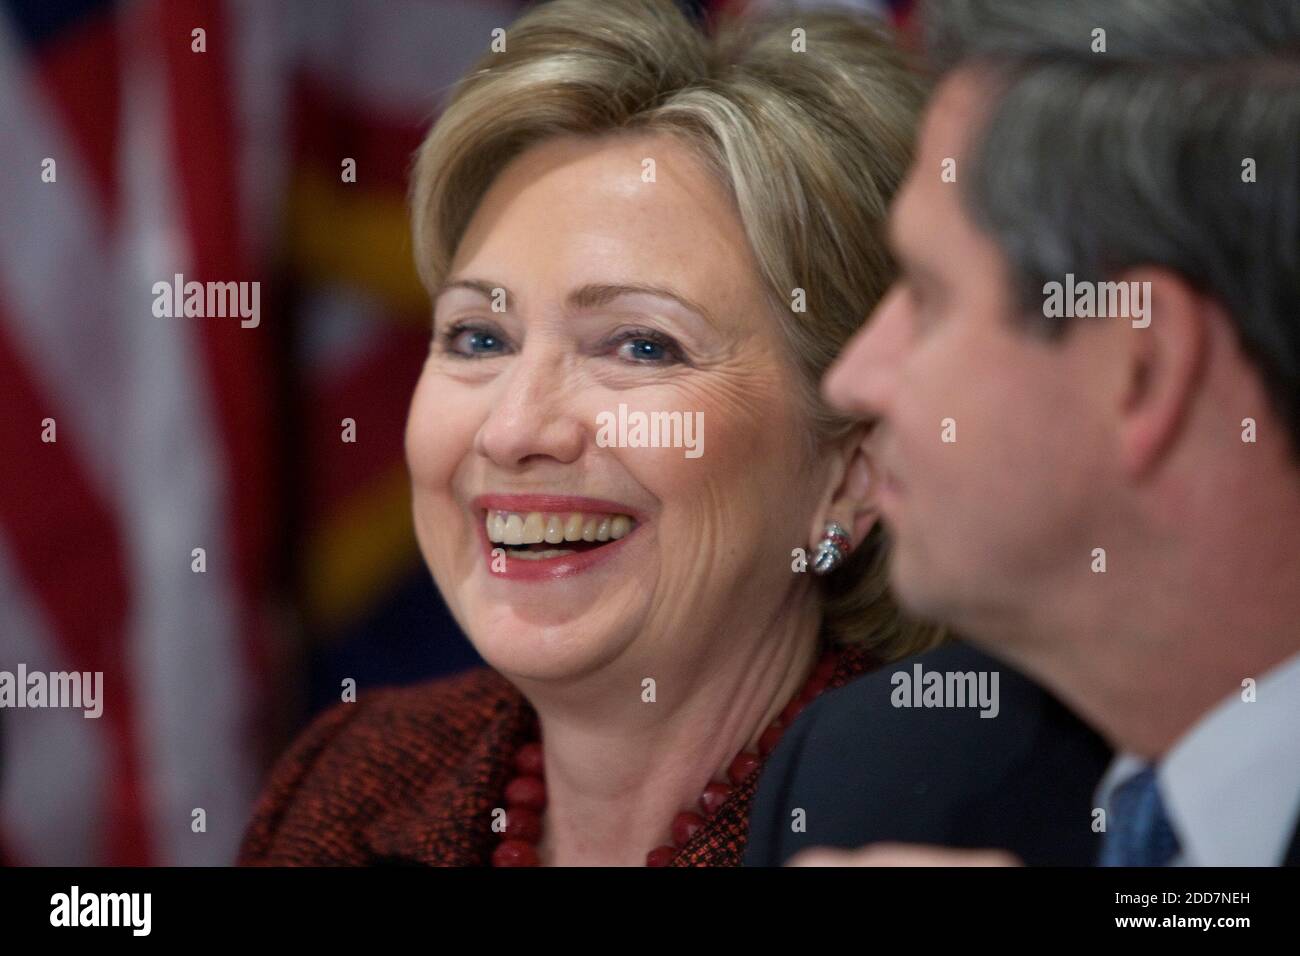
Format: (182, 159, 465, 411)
(237, 643, 880, 866)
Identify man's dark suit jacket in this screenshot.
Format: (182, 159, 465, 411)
(744, 641, 1114, 866)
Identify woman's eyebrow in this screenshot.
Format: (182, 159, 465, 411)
(566, 283, 716, 327)
(433, 278, 718, 328)
(433, 277, 503, 303)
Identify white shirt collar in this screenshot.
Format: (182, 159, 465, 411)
(1095, 649, 1300, 866)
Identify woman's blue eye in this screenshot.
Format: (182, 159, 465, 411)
(623, 338, 666, 361)
(443, 325, 505, 357)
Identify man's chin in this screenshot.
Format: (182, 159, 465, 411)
(888, 552, 958, 626)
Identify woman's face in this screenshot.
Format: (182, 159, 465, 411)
(406, 132, 824, 683)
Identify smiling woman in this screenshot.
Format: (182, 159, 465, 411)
(237, 0, 943, 868)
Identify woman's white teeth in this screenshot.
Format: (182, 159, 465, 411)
(484, 510, 636, 545)
(511, 548, 573, 561)
(501, 513, 524, 545)
(544, 515, 565, 544)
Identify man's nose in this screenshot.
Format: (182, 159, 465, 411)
(822, 284, 908, 421)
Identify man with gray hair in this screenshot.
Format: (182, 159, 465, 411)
(753, 0, 1300, 866)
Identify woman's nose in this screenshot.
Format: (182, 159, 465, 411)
(474, 349, 586, 469)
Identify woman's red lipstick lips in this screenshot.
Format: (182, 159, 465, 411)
(471, 494, 644, 582)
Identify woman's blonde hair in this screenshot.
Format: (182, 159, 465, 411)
(410, 0, 944, 661)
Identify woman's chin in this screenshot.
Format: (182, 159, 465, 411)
(461, 605, 629, 683)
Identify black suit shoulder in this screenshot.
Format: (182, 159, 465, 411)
(744, 642, 1112, 866)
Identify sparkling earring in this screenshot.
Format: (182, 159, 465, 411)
(811, 521, 852, 575)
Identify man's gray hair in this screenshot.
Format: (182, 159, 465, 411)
(924, 0, 1300, 453)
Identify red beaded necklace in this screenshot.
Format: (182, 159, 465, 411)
(491, 646, 843, 866)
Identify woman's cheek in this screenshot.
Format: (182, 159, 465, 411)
(406, 373, 469, 490)
(406, 378, 478, 588)
(688, 378, 790, 480)
(688, 380, 811, 555)
(629, 381, 788, 525)
(404, 372, 437, 483)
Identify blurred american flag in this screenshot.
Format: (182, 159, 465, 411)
(0, 0, 912, 866)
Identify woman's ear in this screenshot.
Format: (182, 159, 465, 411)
(809, 427, 878, 551)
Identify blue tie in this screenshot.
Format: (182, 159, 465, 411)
(1098, 765, 1181, 866)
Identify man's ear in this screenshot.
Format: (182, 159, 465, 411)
(809, 425, 878, 551)
(1115, 267, 1210, 479)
